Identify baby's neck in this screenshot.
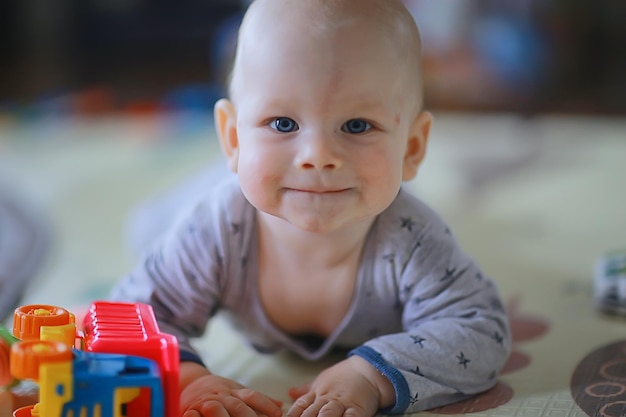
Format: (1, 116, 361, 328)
(256, 211, 374, 269)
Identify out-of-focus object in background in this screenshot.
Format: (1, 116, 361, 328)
(594, 250, 626, 316)
(2, 0, 624, 116)
(403, 0, 626, 114)
(0, 185, 50, 323)
(404, 0, 547, 113)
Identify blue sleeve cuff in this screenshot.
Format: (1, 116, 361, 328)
(180, 350, 206, 367)
(348, 345, 410, 414)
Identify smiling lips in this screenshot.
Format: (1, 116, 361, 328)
(287, 187, 350, 194)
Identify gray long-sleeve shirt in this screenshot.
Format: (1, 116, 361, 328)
(111, 176, 511, 413)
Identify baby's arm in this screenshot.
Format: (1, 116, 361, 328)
(180, 362, 283, 417)
(351, 248, 511, 413)
(112, 194, 283, 416)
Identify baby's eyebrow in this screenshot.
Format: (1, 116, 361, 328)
(347, 100, 395, 117)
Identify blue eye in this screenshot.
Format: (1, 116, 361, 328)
(342, 119, 371, 134)
(271, 117, 299, 133)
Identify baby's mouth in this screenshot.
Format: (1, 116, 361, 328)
(287, 187, 350, 194)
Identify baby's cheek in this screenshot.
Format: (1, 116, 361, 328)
(238, 171, 277, 212)
(369, 169, 403, 205)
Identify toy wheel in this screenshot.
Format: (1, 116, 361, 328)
(13, 405, 36, 417)
(10, 340, 72, 380)
(13, 305, 73, 341)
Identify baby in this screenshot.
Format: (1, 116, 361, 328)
(112, 0, 511, 416)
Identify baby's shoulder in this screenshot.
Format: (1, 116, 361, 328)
(194, 175, 250, 214)
(378, 188, 447, 234)
(173, 175, 254, 235)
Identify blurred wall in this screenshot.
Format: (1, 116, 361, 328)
(1, 0, 625, 115)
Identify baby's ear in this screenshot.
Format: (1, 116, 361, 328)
(402, 111, 432, 181)
(214, 98, 240, 172)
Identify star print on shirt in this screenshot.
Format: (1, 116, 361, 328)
(401, 216, 416, 232)
(211, 245, 224, 270)
(457, 352, 471, 369)
(402, 284, 414, 296)
(440, 267, 457, 281)
(440, 266, 469, 282)
(410, 365, 424, 376)
(409, 392, 419, 405)
(410, 335, 426, 347)
(493, 331, 504, 346)
(401, 240, 422, 276)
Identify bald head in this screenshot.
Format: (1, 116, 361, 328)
(229, 0, 424, 110)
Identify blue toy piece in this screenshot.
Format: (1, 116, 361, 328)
(14, 346, 165, 417)
(62, 350, 165, 417)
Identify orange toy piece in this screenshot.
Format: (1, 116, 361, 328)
(12, 305, 74, 342)
(10, 340, 72, 380)
(0, 337, 12, 387)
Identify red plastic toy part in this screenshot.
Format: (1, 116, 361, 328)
(82, 301, 180, 417)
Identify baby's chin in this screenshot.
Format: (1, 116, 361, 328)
(272, 209, 378, 236)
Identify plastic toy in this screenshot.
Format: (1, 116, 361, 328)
(594, 250, 626, 315)
(0, 325, 18, 388)
(6, 301, 180, 417)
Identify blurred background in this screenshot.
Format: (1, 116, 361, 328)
(1, 0, 625, 116)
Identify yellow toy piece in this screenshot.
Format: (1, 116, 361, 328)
(38, 361, 73, 417)
(114, 387, 141, 417)
(40, 323, 77, 349)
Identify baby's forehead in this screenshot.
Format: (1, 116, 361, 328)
(231, 0, 423, 107)
(242, 0, 412, 33)
(238, 0, 420, 67)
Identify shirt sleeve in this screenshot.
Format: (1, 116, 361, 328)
(110, 198, 225, 364)
(350, 214, 511, 413)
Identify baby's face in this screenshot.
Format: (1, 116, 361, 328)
(229, 4, 423, 234)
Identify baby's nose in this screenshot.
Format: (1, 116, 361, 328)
(295, 134, 343, 170)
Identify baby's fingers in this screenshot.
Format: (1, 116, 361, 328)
(286, 393, 317, 417)
(317, 400, 347, 417)
(288, 383, 311, 401)
(193, 397, 258, 417)
(233, 389, 283, 417)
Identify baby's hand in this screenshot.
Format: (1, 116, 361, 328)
(286, 356, 395, 417)
(181, 373, 283, 417)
